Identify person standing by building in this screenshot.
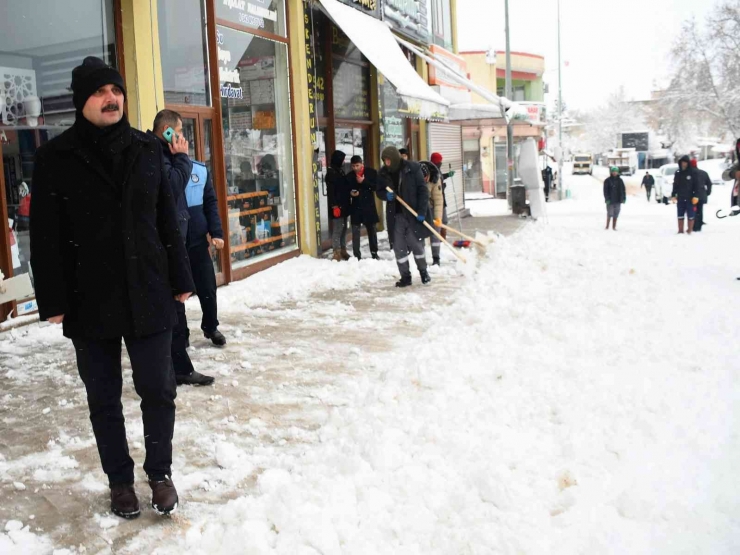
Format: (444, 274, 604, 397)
(671, 155, 704, 234)
(420, 161, 444, 265)
(347, 155, 380, 260)
(327, 150, 350, 261)
(542, 165, 553, 202)
(641, 171, 655, 201)
(30, 57, 193, 519)
(399, 148, 409, 161)
(378, 146, 432, 287)
(604, 166, 626, 231)
(149, 109, 215, 385)
(430, 152, 455, 240)
(691, 159, 712, 232)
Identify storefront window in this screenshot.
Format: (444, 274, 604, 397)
(379, 74, 407, 151)
(216, 0, 286, 37)
(158, 0, 211, 106)
(0, 0, 117, 313)
(331, 25, 370, 121)
(217, 25, 296, 270)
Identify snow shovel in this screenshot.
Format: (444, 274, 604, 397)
(386, 187, 467, 264)
(438, 223, 494, 248)
(716, 206, 740, 219)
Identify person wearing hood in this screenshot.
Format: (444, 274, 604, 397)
(430, 152, 455, 240)
(690, 159, 712, 232)
(641, 171, 655, 201)
(671, 155, 704, 234)
(30, 57, 193, 519)
(603, 166, 626, 230)
(377, 146, 432, 287)
(420, 161, 444, 265)
(327, 150, 350, 261)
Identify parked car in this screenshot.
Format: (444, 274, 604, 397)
(654, 163, 678, 204)
(698, 158, 729, 187)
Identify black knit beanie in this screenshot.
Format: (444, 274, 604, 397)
(71, 56, 126, 111)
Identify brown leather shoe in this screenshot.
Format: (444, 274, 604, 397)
(332, 249, 343, 262)
(340, 248, 351, 261)
(110, 484, 140, 519)
(148, 476, 179, 516)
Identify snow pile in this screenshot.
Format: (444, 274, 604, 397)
(0, 520, 53, 555)
(125, 178, 740, 554)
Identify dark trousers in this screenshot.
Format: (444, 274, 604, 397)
(72, 330, 177, 485)
(188, 240, 219, 333)
(645, 186, 653, 201)
(351, 223, 378, 258)
(172, 301, 194, 377)
(393, 213, 427, 277)
(694, 202, 705, 231)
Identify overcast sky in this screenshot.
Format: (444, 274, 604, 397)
(456, 0, 719, 110)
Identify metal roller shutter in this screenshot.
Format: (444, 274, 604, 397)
(428, 123, 464, 220)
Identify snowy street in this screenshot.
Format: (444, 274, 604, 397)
(2, 172, 740, 554)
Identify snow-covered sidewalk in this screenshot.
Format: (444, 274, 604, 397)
(2, 175, 740, 554)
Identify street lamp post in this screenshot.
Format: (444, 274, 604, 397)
(505, 0, 514, 206)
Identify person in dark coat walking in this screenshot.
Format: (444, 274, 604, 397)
(671, 155, 704, 234)
(378, 146, 432, 287)
(326, 150, 350, 261)
(149, 110, 215, 386)
(604, 166, 626, 231)
(690, 159, 712, 232)
(347, 155, 380, 260)
(30, 57, 193, 519)
(542, 165, 553, 202)
(641, 172, 655, 201)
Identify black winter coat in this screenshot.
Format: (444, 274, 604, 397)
(377, 160, 432, 239)
(326, 166, 350, 217)
(672, 166, 705, 202)
(30, 126, 194, 339)
(148, 131, 192, 240)
(642, 175, 655, 187)
(696, 168, 712, 197)
(603, 176, 626, 204)
(347, 167, 380, 226)
(186, 168, 224, 247)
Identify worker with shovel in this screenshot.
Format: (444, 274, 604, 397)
(378, 146, 432, 287)
(421, 161, 445, 265)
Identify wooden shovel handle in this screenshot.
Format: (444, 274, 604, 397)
(438, 223, 487, 246)
(386, 187, 467, 263)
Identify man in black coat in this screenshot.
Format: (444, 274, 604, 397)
(149, 109, 215, 386)
(690, 159, 712, 232)
(347, 155, 380, 260)
(378, 146, 432, 287)
(30, 57, 193, 519)
(326, 150, 350, 261)
(604, 166, 626, 231)
(641, 172, 655, 201)
(671, 155, 705, 234)
(542, 165, 553, 202)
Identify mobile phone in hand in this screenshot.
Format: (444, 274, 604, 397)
(163, 127, 177, 144)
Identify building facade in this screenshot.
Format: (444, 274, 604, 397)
(0, 0, 467, 320)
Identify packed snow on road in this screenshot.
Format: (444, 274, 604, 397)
(1, 174, 739, 554)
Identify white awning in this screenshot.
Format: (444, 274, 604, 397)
(319, 0, 449, 121)
(448, 102, 504, 121)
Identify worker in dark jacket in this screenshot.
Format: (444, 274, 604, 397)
(542, 165, 553, 202)
(641, 172, 655, 201)
(430, 152, 455, 240)
(30, 57, 192, 519)
(378, 146, 432, 287)
(347, 155, 380, 260)
(691, 159, 712, 232)
(604, 166, 626, 231)
(671, 155, 705, 234)
(149, 110, 214, 386)
(326, 150, 350, 261)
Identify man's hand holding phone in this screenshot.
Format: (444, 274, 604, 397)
(169, 133, 189, 156)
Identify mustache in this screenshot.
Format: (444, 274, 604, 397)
(101, 103, 120, 113)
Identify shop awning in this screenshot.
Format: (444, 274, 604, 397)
(448, 102, 504, 121)
(318, 0, 449, 121)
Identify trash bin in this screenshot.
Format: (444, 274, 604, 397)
(510, 184, 527, 215)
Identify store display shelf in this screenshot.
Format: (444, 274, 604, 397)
(230, 231, 297, 253)
(226, 190, 269, 201)
(230, 206, 274, 218)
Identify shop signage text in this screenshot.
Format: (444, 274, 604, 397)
(336, 0, 380, 18)
(303, 2, 323, 250)
(216, 27, 245, 99)
(220, 0, 278, 30)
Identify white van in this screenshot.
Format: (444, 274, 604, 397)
(654, 164, 678, 204)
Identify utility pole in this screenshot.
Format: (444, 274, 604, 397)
(505, 0, 514, 206)
(557, 0, 565, 199)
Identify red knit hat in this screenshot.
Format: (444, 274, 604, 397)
(431, 152, 443, 165)
(689, 159, 697, 168)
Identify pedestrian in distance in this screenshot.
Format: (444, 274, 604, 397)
(420, 161, 444, 265)
(542, 165, 553, 202)
(30, 57, 193, 519)
(347, 155, 380, 260)
(378, 146, 432, 287)
(641, 171, 655, 201)
(148, 109, 216, 386)
(671, 155, 705, 234)
(327, 150, 351, 262)
(430, 152, 455, 240)
(399, 148, 409, 161)
(604, 166, 626, 231)
(690, 159, 712, 232)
